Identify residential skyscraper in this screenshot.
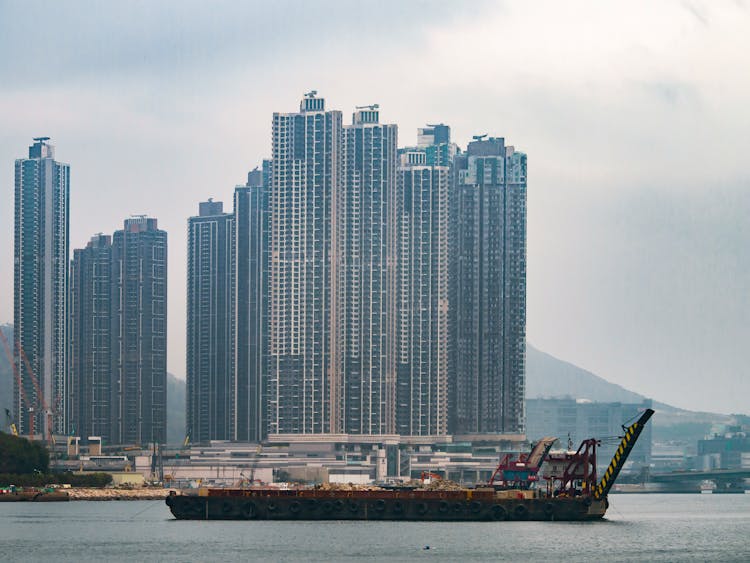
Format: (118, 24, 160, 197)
(268, 92, 342, 434)
(187, 200, 234, 444)
(233, 161, 270, 441)
(340, 105, 397, 434)
(13, 137, 69, 437)
(69, 234, 113, 443)
(394, 149, 450, 436)
(452, 137, 527, 434)
(111, 217, 168, 445)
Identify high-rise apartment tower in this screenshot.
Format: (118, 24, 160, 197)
(13, 137, 69, 437)
(111, 217, 168, 444)
(268, 92, 342, 434)
(69, 234, 113, 442)
(187, 200, 234, 444)
(394, 148, 450, 436)
(233, 162, 271, 441)
(452, 137, 527, 434)
(340, 105, 398, 434)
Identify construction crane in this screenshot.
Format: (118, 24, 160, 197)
(5, 408, 18, 436)
(17, 343, 57, 445)
(248, 444, 263, 484)
(0, 330, 35, 439)
(420, 471, 442, 484)
(488, 437, 556, 489)
(593, 408, 655, 499)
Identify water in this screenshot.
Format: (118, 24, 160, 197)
(1, 494, 748, 562)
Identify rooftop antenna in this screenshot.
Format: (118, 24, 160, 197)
(33, 136, 51, 142)
(355, 104, 379, 110)
(305, 90, 318, 98)
(472, 134, 488, 141)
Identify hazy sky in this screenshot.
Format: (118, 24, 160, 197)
(1, 0, 748, 413)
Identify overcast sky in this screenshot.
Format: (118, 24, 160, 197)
(1, 0, 748, 414)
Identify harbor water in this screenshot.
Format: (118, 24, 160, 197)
(1, 494, 748, 562)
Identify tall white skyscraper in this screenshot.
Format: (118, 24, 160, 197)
(268, 92, 343, 434)
(340, 105, 398, 434)
(394, 149, 450, 436)
(14, 137, 69, 438)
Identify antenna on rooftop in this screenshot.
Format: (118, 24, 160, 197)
(472, 134, 488, 141)
(355, 104, 379, 110)
(33, 136, 51, 142)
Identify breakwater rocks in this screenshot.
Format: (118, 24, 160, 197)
(69, 488, 177, 501)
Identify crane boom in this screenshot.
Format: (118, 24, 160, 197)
(594, 408, 654, 499)
(0, 331, 34, 437)
(17, 343, 55, 443)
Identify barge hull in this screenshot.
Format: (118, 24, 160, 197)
(166, 493, 606, 522)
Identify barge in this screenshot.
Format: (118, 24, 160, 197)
(166, 409, 653, 522)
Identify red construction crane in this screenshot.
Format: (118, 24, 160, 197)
(0, 330, 35, 439)
(17, 342, 56, 445)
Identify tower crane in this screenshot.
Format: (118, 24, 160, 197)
(17, 343, 57, 445)
(0, 330, 35, 438)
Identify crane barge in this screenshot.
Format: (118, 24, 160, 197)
(166, 409, 654, 521)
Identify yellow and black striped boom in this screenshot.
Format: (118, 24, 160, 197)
(594, 408, 654, 499)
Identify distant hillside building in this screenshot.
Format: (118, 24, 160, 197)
(14, 138, 69, 437)
(187, 200, 234, 444)
(696, 426, 750, 470)
(526, 398, 653, 470)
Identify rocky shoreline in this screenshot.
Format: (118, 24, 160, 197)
(68, 488, 177, 501)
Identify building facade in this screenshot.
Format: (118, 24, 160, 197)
(69, 234, 113, 442)
(268, 93, 343, 434)
(394, 149, 450, 436)
(452, 137, 527, 434)
(13, 137, 69, 437)
(340, 106, 398, 434)
(111, 217, 168, 445)
(233, 162, 271, 441)
(187, 200, 234, 444)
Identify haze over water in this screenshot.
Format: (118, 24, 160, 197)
(1, 495, 748, 562)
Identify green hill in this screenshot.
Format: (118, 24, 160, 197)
(525, 343, 737, 444)
(526, 343, 646, 403)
